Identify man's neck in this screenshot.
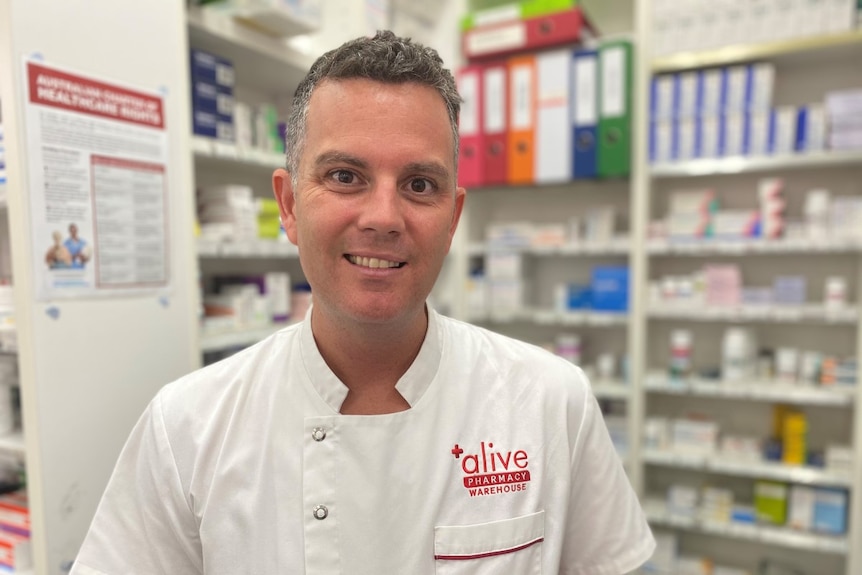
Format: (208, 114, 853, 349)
(310, 306, 428, 415)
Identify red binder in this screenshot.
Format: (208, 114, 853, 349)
(456, 65, 484, 188)
(463, 7, 595, 61)
(481, 60, 508, 186)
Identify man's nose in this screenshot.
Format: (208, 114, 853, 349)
(357, 181, 406, 235)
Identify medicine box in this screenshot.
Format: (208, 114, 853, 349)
(590, 266, 629, 312)
(671, 418, 719, 454)
(669, 188, 718, 214)
(772, 106, 797, 154)
(651, 75, 676, 121)
(795, 105, 826, 153)
(0, 492, 28, 538)
(486, 251, 525, 280)
(0, 530, 30, 573)
(667, 484, 699, 518)
(789, 485, 816, 530)
(754, 480, 788, 525)
(813, 487, 848, 534)
(489, 279, 528, 315)
(193, 110, 218, 139)
(773, 275, 807, 305)
(190, 49, 235, 90)
(782, 409, 808, 465)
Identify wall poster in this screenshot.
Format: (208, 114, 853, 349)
(23, 58, 170, 300)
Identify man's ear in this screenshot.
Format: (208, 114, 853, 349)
(272, 168, 298, 245)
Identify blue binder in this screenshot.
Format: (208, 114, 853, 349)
(571, 49, 598, 179)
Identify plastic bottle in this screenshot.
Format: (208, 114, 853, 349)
(669, 330, 692, 380)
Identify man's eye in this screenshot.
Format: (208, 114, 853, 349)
(410, 178, 433, 193)
(332, 170, 355, 184)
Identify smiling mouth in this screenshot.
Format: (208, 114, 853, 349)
(346, 255, 406, 269)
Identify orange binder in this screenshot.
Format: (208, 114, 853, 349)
(506, 54, 536, 185)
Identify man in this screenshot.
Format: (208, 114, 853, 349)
(72, 31, 654, 574)
(64, 223, 90, 266)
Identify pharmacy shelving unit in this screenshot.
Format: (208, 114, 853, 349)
(0, 1, 201, 572)
(436, 0, 647, 484)
(185, 6, 315, 365)
(639, 27, 862, 575)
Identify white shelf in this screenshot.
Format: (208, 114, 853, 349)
(0, 431, 25, 456)
(590, 381, 632, 400)
(651, 30, 862, 72)
(192, 137, 284, 171)
(643, 449, 853, 487)
(651, 150, 862, 178)
(648, 236, 862, 256)
(469, 309, 628, 327)
(197, 238, 298, 258)
(648, 304, 858, 324)
(186, 6, 313, 96)
(644, 375, 856, 407)
(644, 499, 849, 554)
(470, 238, 631, 257)
(200, 321, 292, 353)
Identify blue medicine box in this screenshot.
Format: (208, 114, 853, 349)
(567, 285, 592, 310)
(191, 49, 235, 90)
(813, 488, 848, 535)
(193, 109, 218, 138)
(590, 266, 629, 312)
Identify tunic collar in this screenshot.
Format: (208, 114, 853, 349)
(299, 305, 443, 413)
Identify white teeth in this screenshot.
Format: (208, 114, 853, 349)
(348, 255, 402, 269)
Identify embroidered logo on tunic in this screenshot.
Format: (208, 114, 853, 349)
(450, 442, 531, 497)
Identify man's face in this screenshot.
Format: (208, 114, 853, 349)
(69, 225, 78, 238)
(274, 78, 465, 328)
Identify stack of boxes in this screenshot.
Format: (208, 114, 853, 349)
(652, 0, 859, 58)
(205, 0, 321, 38)
(190, 49, 235, 143)
(197, 185, 259, 243)
(758, 480, 849, 536)
(826, 88, 862, 150)
(204, 271, 292, 330)
(0, 490, 31, 573)
(758, 178, 786, 239)
(654, 179, 862, 245)
(485, 250, 527, 316)
(665, 189, 718, 240)
(650, 62, 840, 164)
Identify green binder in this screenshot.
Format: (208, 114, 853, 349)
(597, 39, 633, 178)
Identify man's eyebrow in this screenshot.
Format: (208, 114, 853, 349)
(404, 162, 451, 180)
(314, 151, 369, 169)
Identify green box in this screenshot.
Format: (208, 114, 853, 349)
(461, 0, 577, 30)
(755, 481, 788, 525)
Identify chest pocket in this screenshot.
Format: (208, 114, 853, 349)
(434, 510, 544, 575)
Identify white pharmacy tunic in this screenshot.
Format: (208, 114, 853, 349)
(72, 309, 655, 575)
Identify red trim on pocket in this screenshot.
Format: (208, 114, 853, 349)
(434, 537, 543, 560)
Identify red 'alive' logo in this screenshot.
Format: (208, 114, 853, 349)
(451, 442, 531, 497)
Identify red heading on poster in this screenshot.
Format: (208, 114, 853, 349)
(27, 62, 164, 129)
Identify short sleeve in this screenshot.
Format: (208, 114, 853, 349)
(71, 394, 203, 574)
(559, 392, 655, 575)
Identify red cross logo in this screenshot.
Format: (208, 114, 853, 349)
(451, 444, 464, 459)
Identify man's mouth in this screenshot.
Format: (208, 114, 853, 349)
(346, 255, 406, 269)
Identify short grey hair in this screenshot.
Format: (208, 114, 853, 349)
(285, 30, 462, 186)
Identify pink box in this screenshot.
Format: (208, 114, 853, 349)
(705, 264, 742, 307)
